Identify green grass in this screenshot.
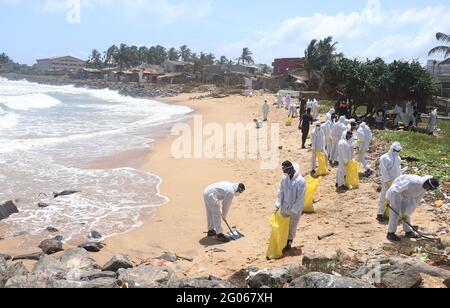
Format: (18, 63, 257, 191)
(374, 119, 450, 181)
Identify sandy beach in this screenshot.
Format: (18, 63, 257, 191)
(0, 93, 447, 281)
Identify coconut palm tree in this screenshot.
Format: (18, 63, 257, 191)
(237, 48, 254, 65)
(428, 32, 450, 65)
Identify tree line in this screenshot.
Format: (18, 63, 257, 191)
(86, 44, 258, 72)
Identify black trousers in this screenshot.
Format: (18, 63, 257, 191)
(301, 127, 310, 147)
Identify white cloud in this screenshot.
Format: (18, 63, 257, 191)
(219, 0, 450, 65)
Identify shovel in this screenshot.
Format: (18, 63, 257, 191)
(222, 217, 245, 241)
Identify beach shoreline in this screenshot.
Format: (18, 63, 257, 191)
(1, 91, 448, 282)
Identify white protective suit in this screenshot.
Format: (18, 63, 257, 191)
(337, 132, 353, 187)
(427, 109, 438, 134)
(323, 109, 335, 152)
(312, 99, 320, 120)
(311, 125, 327, 171)
(288, 103, 297, 118)
(204, 182, 240, 234)
(377, 142, 403, 216)
(404, 102, 415, 126)
(277, 94, 283, 109)
(356, 123, 373, 171)
(330, 116, 348, 162)
(394, 105, 404, 126)
(285, 95, 291, 111)
(386, 175, 429, 234)
(276, 163, 306, 240)
(262, 101, 270, 121)
(306, 99, 313, 110)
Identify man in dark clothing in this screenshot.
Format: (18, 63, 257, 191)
(299, 98, 307, 117)
(299, 108, 314, 149)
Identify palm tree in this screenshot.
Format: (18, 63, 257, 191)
(179, 45, 192, 62)
(428, 32, 450, 65)
(87, 49, 104, 68)
(237, 48, 254, 65)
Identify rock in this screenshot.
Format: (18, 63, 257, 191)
(46, 227, 59, 233)
(441, 234, 450, 248)
(1, 262, 29, 288)
(81, 271, 117, 281)
(0, 258, 7, 288)
(52, 235, 64, 242)
(247, 267, 294, 288)
(102, 254, 133, 272)
(117, 266, 176, 288)
(38, 203, 50, 208)
(174, 277, 234, 289)
(12, 252, 43, 261)
(78, 242, 104, 253)
(444, 278, 450, 288)
(82, 277, 119, 289)
(302, 255, 336, 273)
(5, 274, 78, 288)
(0, 200, 19, 221)
(378, 264, 423, 288)
(0, 253, 12, 261)
(59, 248, 98, 271)
(7, 262, 29, 277)
(38, 239, 64, 255)
(32, 255, 67, 279)
(88, 230, 102, 240)
(159, 252, 178, 262)
(290, 272, 373, 288)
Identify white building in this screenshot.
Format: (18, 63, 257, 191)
(35, 56, 86, 72)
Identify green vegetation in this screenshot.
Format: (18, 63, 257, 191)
(375, 119, 450, 181)
(0, 52, 13, 64)
(428, 32, 450, 66)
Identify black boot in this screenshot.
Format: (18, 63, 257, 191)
(376, 215, 385, 223)
(216, 233, 231, 243)
(387, 233, 401, 242)
(207, 230, 217, 237)
(283, 240, 293, 253)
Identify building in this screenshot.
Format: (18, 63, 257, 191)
(272, 58, 304, 76)
(161, 60, 191, 73)
(427, 59, 450, 98)
(35, 56, 86, 72)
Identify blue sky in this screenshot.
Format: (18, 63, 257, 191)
(1, 0, 449, 65)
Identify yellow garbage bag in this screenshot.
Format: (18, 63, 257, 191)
(316, 151, 329, 176)
(303, 175, 322, 214)
(345, 159, 361, 189)
(286, 116, 293, 126)
(266, 212, 290, 260)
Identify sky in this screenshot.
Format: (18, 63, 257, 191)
(1, 0, 449, 66)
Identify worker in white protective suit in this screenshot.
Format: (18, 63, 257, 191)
(311, 123, 328, 173)
(275, 161, 306, 252)
(427, 108, 438, 135)
(386, 176, 439, 242)
(312, 99, 320, 121)
(394, 104, 405, 126)
(356, 122, 373, 175)
(285, 95, 291, 111)
(377, 142, 403, 223)
(330, 116, 348, 165)
(323, 109, 335, 153)
(262, 100, 270, 121)
(288, 102, 297, 118)
(336, 130, 354, 190)
(276, 93, 283, 109)
(404, 101, 415, 127)
(204, 182, 246, 242)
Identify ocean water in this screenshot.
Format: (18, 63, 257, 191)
(0, 77, 192, 242)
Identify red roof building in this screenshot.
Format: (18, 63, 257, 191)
(272, 58, 303, 76)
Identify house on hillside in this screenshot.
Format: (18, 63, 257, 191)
(35, 55, 86, 72)
(162, 60, 191, 73)
(272, 58, 304, 76)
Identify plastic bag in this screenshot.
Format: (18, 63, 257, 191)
(316, 151, 329, 176)
(286, 116, 293, 126)
(266, 212, 290, 260)
(345, 159, 361, 189)
(303, 175, 322, 213)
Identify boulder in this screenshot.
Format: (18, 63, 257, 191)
(59, 248, 98, 271)
(117, 266, 176, 288)
(88, 230, 102, 240)
(174, 277, 234, 289)
(81, 271, 117, 281)
(159, 252, 178, 263)
(102, 254, 133, 272)
(302, 255, 336, 273)
(290, 272, 373, 289)
(82, 277, 119, 289)
(0, 258, 7, 288)
(78, 242, 104, 253)
(0, 254, 11, 261)
(378, 264, 423, 288)
(444, 278, 450, 288)
(7, 262, 29, 277)
(1, 262, 29, 288)
(52, 235, 64, 242)
(32, 255, 67, 279)
(247, 266, 296, 288)
(12, 252, 43, 261)
(5, 274, 78, 288)
(46, 227, 59, 233)
(0, 201, 19, 221)
(38, 239, 64, 255)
